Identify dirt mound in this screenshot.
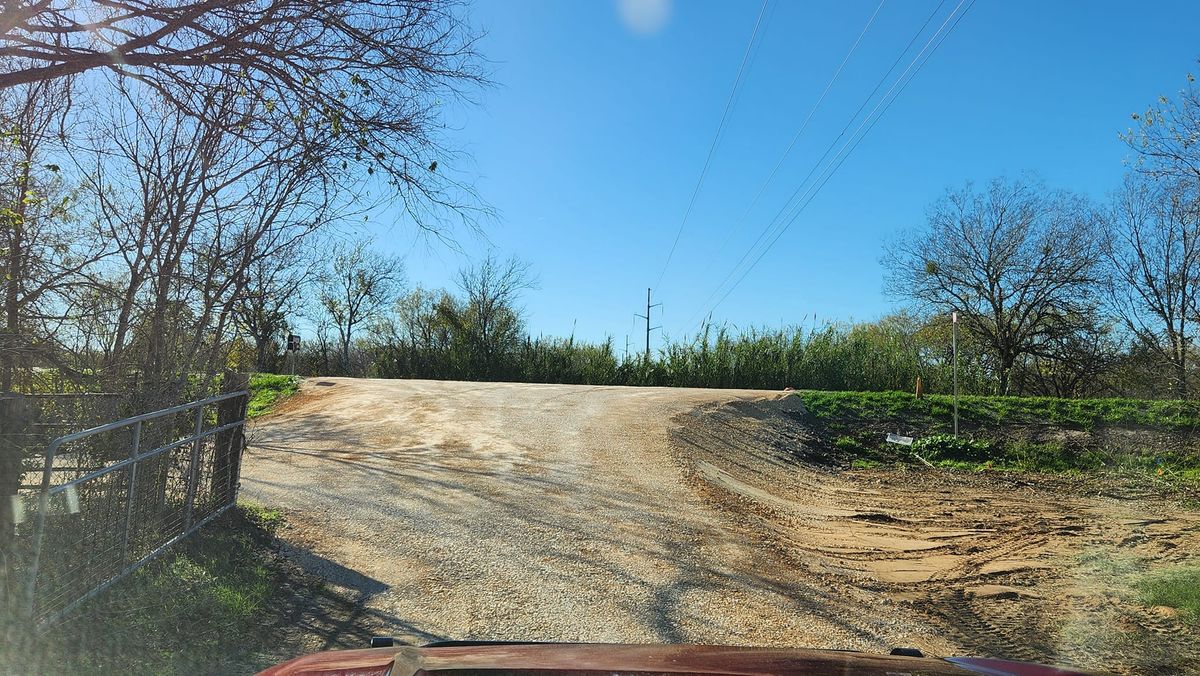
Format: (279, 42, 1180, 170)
(670, 399, 1200, 675)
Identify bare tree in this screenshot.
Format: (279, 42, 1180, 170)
(1109, 70, 1200, 397)
(1103, 175, 1200, 397)
(0, 0, 486, 230)
(232, 246, 311, 373)
(73, 78, 336, 394)
(0, 72, 107, 390)
(1123, 71, 1200, 183)
(884, 178, 1101, 394)
(452, 254, 535, 378)
(318, 240, 403, 374)
(1016, 316, 1118, 398)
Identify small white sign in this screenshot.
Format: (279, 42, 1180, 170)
(64, 485, 81, 514)
(10, 495, 25, 525)
(886, 433, 914, 446)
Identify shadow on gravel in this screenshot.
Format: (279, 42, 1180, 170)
(283, 545, 389, 596)
(248, 405, 884, 650)
(263, 544, 444, 659)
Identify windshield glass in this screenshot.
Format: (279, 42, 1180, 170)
(1, 1, 1198, 675)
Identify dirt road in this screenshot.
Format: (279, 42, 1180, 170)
(243, 378, 1200, 673)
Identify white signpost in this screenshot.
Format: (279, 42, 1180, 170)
(952, 311, 959, 439)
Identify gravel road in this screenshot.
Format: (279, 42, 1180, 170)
(243, 378, 1200, 673)
(243, 378, 929, 649)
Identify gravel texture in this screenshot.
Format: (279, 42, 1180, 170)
(243, 378, 1200, 674)
(243, 378, 874, 648)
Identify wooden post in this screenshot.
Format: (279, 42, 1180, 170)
(212, 372, 249, 506)
(0, 394, 33, 629)
(0, 395, 33, 557)
(952, 311, 959, 439)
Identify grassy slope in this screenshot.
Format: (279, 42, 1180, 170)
(247, 373, 300, 418)
(800, 390, 1200, 431)
(19, 504, 291, 674)
(799, 390, 1200, 480)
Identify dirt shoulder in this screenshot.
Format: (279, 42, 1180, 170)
(244, 379, 1200, 675)
(673, 398, 1200, 674)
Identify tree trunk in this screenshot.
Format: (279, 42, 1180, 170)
(2, 158, 31, 392)
(1174, 338, 1188, 399)
(997, 354, 1015, 396)
(255, 334, 274, 373)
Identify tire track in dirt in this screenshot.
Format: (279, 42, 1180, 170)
(670, 398, 1200, 674)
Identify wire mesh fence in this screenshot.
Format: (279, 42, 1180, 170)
(9, 389, 249, 628)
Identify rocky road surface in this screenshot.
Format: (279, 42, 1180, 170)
(244, 378, 1200, 674)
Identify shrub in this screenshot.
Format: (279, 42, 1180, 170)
(912, 434, 994, 463)
(1139, 567, 1200, 625)
(834, 435, 865, 454)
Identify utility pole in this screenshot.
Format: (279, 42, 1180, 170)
(635, 287, 662, 362)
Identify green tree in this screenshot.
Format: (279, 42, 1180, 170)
(317, 240, 403, 374)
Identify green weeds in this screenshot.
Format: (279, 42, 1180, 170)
(801, 390, 1200, 484)
(247, 373, 300, 418)
(22, 503, 288, 674)
(1138, 566, 1200, 625)
(800, 390, 1200, 431)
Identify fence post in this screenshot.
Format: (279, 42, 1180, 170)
(0, 395, 32, 561)
(182, 405, 205, 532)
(212, 372, 249, 507)
(0, 394, 33, 636)
(119, 421, 142, 572)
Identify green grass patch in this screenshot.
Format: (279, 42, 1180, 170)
(834, 435, 866, 454)
(799, 390, 1200, 431)
(247, 373, 300, 418)
(20, 502, 289, 674)
(1138, 566, 1200, 625)
(797, 390, 1200, 482)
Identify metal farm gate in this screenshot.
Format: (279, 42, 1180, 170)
(17, 389, 249, 628)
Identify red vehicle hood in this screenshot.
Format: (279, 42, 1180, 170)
(258, 642, 1092, 676)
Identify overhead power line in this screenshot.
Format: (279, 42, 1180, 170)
(687, 0, 953, 327)
(696, 0, 888, 277)
(654, 0, 770, 290)
(688, 0, 974, 329)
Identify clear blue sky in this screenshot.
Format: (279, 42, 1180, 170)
(371, 0, 1200, 350)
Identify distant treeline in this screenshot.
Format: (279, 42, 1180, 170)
(266, 299, 1160, 398)
(349, 317, 998, 394)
